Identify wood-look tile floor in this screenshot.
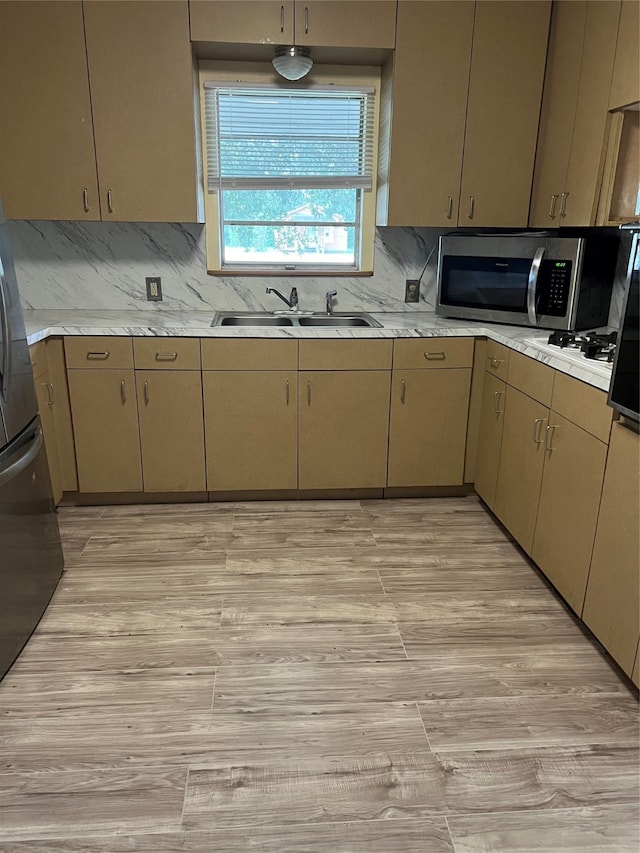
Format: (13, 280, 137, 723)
(0, 496, 638, 851)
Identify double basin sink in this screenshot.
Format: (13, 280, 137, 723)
(211, 311, 381, 328)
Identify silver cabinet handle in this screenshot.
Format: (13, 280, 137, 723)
(548, 194, 558, 219)
(83, 188, 90, 213)
(488, 356, 503, 369)
(154, 352, 178, 361)
(280, 3, 285, 32)
(304, 5, 309, 33)
(424, 351, 445, 361)
(559, 192, 569, 218)
(468, 196, 475, 219)
(285, 379, 289, 405)
(447, 196, 453, 220)
(306, 380, 311, 406)
(87, 351, 110, 360)
(46, 382, 55, 406)
(143, 380, 149, 405)
(533, 417, 544, 444)
(493, 391, 503, 414)
(400, 378, 406, 404)
(107, 189, 113, 214)
(120, 379, 126, 404)
(545, 423, 557, 451)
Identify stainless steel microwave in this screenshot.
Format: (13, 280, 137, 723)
(436, 234, 619, 330)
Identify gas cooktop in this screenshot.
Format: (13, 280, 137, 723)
(524, 331, 615, 381)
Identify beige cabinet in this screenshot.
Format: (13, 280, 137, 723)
(190, 0, 395, 48)
(380, 1, 550, 228)
(30, 344, 64, 506)
(582, 421, 640, 679)
(45, 339, 78, 494)
(0, 1, 99, 220)
(609, 0, 640, 109)
(529, 1, 621, 227)
(474, 372, 506, 510)
(387, 338, 474, 487)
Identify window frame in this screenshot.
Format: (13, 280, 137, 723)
(198, 61, 381, 276)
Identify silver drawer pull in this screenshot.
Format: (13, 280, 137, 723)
(46, 382, 55, 406)
(548, 194, 558, 219)
(155, 352, 178, 361)
(87, 351, 110, 360)
(285, 379, 289, 405)
(83, 187, 90, 213)
(424, 351, 445, 361)
(533, 417, 544, 444)
(545, 423, 557, 451)
(446, 196, 453, 219)
(307, 381, 311, 406)
(493, 391, 503, 414)
(400, 378, 406, 404)
(488, 356, 503, 368)
(143, 380, 150, 405)
(120, 379, 126, 404)
(107, 189, 113, 214)
(468, 196, 475, 219)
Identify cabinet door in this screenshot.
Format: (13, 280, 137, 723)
(67, 370, 142, 493)
(582, 422, 640, 678)
(609, 0, 640, 109)
(189, 1, 294, 43)
(474, 373, 506, 510)
(203, 371, 297, 492)
(0, 1, 99, 220)
(46, 339, 78, 493)
(494, 386, 548, 554)
(299, 370, 390, 489)
(387, 368, 471, 487)
(531, 413, 608, 614)
(295, 1, 397, 49)
(83, 1, 201, 222)
(136, 371, 206, 493)
(34, 371, 63, 506)
(382, 1, 473, 226)
(459, 1, 551, 227)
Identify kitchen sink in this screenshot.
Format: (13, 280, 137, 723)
(211, 312, 381, 328)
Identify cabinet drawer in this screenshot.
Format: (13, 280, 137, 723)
(299, 340, 393, 371)
(29, 341, 48, 379)
(65, 336, 133, 369)
(201, 339, 297, 371)
(551, 371, 612, 443)
(485, 340, 510, 381)
(507, 350, 554, 406)
(133, 337, 201, 370)
(393, 338, 474, 369)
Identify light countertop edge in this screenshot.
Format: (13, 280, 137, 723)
(23, 309, 613, 393)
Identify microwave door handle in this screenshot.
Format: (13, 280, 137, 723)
(0, 258, 11, 402)
(527, 247, 545, 326)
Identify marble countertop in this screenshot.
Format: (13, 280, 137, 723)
(23, 309, 614, 393)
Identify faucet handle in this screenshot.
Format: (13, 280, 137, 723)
(326, 290, 337, 298)
(289, 286, 298, 307)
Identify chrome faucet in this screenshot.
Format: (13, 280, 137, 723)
(325, 289, 337, 315)
(266, 286, 298, 310)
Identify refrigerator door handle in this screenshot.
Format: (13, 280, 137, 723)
(0, 257, 12, 402)
(0, 426, 43, 489)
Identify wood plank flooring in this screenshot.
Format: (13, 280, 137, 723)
(0, 496, 637, 851)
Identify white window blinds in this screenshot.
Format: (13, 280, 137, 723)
(203, 83, 376, 193)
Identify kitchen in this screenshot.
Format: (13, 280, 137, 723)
(0, 1, 638, 850)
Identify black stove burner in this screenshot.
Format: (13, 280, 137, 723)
(547, 330, 617, 362)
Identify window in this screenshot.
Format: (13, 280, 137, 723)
(200, 64, 380, 274)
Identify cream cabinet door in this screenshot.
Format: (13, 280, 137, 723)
(34, 371, 63, 506)
(494, 385, 549, 554)
(67, 369, 143, 493)
(136, 371, 206, 493)
(0, 1, 99, 220)
(46, 339, 78, 493)
(381, 1, 474, 226)
(474, 372, 506, 510)
(459, 1, 551, 227)
(531, 412, 608, 615)
(609, 0, 640, 109)
(582, 421, 640, 678)
(203, 370, 298, 492)
(83, 1, 201, 222)
(299, 370, 390, 490)
(189, 1, 294, 43)
(295, 1, 396, 48)
(387, 368, 471, 487)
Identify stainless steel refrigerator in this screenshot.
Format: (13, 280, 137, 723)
(0, 200, 64, 681)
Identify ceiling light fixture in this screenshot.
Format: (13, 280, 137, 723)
(272, 46, 313, 81)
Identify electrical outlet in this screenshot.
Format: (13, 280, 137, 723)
(146, 276, 162, 301)
(405, 279, 420, 303)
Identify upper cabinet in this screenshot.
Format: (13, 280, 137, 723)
(529, 1, 621, 228)
(0, 1, 99, 221)
(189, 1, 396, 49)
(379, 1, 550, 228)
(609, 0, 640, 109)
(0, 0, 202, 222)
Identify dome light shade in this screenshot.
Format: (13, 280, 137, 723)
(272, 46, 313, 81)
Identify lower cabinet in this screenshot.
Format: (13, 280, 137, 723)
(46, 338, 78, 493)
(203, 370, 297, 492)
(33, 366, 63, 505)
(67, 368, 143, 493)
(473, 371, 506, 509)
(582, 420, 639, 680)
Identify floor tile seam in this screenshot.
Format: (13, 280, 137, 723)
(420, 736, 640, 753)
(444, 803, 640, 822)
(415, 690, 639, 707)
(415, 701, 434, 752)
(0, 761, 196, 778)
(210, 669, 218, 712)
(375, 568, 388, 594)
(444, 815, 461, 853)
(179, 810, 452, 832)
(226, 542, 380, 553)
(394, 624, 410, 661)
(1, 823, 187, 845)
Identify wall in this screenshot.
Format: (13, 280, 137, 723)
(9, 221, 444, 314)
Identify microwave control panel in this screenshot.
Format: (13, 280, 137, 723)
(537, 259, 572, 315)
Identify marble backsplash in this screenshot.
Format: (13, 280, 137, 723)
(9, 221, 445, 315)
(9, 219, 631, 328)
